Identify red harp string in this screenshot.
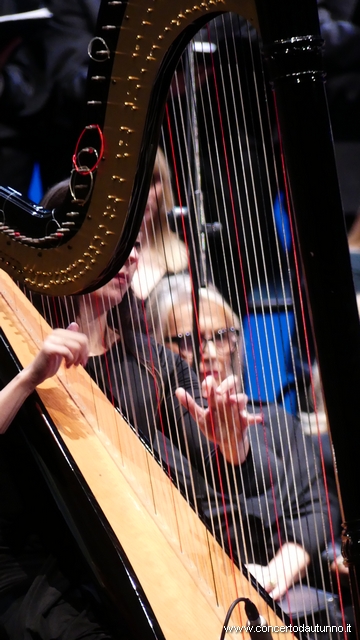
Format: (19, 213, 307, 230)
(203, 13, 284, 543)
(273, 91, 349, 634)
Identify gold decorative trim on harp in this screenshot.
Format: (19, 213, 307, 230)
(0, 0, 257, 295)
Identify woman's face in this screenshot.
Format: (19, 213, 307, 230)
(90, 246, 139, 313)
(165, 298, 238, 384)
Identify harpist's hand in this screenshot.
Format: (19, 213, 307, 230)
(247, 543, 310, 601)
(331, 554, 349, 587)
(0, 324, 88, 435)
(175, 375, 262, 465)
(23, 323, 89, 388)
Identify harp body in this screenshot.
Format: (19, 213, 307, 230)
(0, 269, 293, 639)
(0, 1, 360, 639)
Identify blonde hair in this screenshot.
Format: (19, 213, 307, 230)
(146, 274, 243, 379)
(145, 148, 188, 274)
(154, 147, 174, 216)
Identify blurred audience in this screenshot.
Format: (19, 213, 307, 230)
(318, 0, 360, 219)
(0, 0, 99, 198)
(318, 0, 360, 142)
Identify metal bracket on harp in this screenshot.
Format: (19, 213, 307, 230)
(167, 208, 222, 238)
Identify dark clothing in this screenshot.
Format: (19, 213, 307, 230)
(318, 0, 360, 73)
(317, 0, 360, 140)
(0, 430, 114, 639)
(207, 403, 332, 565)
(0, 0, 100, 196)
(350, 250, 360, 292)
(86, 334, 332, 567)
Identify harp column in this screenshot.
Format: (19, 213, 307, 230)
(255, 0, 360, 633)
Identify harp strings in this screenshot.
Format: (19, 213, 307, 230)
(167, 12, 291, 574)
(163, 66, 255, 576)
(140, 16, 343, 627)
(161, 96, 239, 546)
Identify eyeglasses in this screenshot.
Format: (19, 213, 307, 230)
(166, 327, 239, 357)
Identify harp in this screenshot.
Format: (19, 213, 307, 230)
(0, 1, 359, 639)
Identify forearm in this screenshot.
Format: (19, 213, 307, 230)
(0, 326, 88, 436)
(0, 368, 35, 434)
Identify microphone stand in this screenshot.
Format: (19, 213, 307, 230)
(183, 38, 208, 373)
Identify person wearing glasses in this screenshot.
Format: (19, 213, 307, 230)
(146, 274, 242, 386)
